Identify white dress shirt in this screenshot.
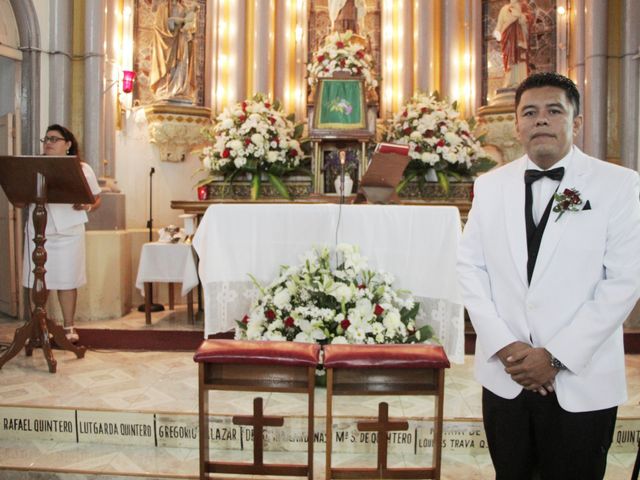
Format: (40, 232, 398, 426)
(526, 148, 573, 225)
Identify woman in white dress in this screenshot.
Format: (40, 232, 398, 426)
(22, 125, 102, 343)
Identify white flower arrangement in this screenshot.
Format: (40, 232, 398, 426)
(198, 93, 307, 199)
(384, 92, 495, 193)
(235, 244, 434, 346)
(307, 30, 378, 90)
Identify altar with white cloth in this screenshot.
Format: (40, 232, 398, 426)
(192, 203, 465, 363)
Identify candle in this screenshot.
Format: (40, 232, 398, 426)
(180, 214, 196, 236)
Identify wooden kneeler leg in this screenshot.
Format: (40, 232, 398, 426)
(307, 366, 315, 480)
(198, 364, 209, 480)
(325, 367, 334, 480)
(433, 369, 445, 479)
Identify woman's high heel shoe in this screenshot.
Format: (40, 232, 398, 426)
(64, 326, 79, 343)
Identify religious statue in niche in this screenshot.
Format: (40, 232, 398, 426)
(329, 0, 368, 35)
(308, 1, 380, 105)
(493, 0, 535, 88)
(133, 0, 210, 163)
(134, 0, 206, 106)
(149, 0, 199, 104)
(308, 1, 381, 91)
(477, 0, 557, 164)
(483, 0, 557, 102)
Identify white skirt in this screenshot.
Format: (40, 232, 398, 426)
(22, 232, 87, 290)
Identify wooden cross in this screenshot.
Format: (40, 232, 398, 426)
(232, 396, 284, 466)
(357, 402, 409, 471)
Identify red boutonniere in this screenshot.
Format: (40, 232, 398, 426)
(553, 188, 583, 222)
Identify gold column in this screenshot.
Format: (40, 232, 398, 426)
(269, 0, 276, 99)
(287, 0, 297, 113)
(71, 0, 85, 142)
(381, 0, 394, 117)
(414, 0, 436, 94)
(245, 0, 255, 98)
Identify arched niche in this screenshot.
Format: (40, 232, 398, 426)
(0, 0, 21, 59)
(0, 0, 21, 119)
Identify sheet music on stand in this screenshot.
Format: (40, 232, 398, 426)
(354, 143, 410, 204)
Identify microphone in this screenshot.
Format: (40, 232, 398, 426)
(339, 151, 346, 204)
(146, 167, 156, 233)
(138, 164, 164, 313)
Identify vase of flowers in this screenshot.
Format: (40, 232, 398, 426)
(235, 244, 434, 346)
(384, 92, 495, 195)
(197, 93, 310, 200)
(307, 30, 378, 100)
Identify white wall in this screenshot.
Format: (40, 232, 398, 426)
(115, 109, 203, 229)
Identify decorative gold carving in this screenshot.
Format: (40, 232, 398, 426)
(144, 103, 211, 162)
(206, 177, 313, 200)
(399, 181, 474, 202)
(395, 180, 473, 221)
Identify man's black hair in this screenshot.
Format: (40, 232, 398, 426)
(515, 72, 580, 117)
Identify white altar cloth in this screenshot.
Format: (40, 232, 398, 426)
(192, 204, 464, 363)
(135, 242, 199, 297)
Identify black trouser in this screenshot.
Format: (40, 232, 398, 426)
(482, 387, 617, 480)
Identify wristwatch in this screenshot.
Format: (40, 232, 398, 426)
(550, 355, 567, 370)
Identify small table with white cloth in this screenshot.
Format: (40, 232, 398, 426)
(135, 242, 200, 324)
(191, 204, 465, 363)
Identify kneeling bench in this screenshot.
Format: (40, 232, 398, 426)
(193, 339, 320, 480)
(323, 343, 450, 480)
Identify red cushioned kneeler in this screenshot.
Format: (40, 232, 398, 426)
(323, 343, 450, 480)
(194, 339, 320, 480)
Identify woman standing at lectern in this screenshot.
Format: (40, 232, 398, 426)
(21, 125, 102, 343)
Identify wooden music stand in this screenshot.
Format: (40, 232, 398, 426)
(0, 155, 95, 373)
(353, 152, 410, 204)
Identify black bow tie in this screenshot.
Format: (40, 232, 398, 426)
(524, 167, 565, 185)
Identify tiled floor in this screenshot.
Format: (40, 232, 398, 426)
(0, 310, 639, 479)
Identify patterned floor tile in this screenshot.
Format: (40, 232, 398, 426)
(0, 381, 52, 403)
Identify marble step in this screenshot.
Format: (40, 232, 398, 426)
(0, 438, 494, 480)
(1, 438, 638, 480)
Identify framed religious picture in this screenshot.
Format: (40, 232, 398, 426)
(310, 77, 370, 138)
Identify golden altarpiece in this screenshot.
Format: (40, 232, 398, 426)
(306, 1, 380, 196)
(133, 0, 561, 205)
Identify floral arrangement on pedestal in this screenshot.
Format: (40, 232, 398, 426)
(235, 244, 434, 346)
(384, 92, 496, 194)
(197, 93, 308, 200)
(307, 30, 378, 92)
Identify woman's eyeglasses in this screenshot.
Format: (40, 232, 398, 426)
(40, 136, 66, 144)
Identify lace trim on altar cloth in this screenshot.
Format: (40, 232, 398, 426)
(203, 281, 465, 364)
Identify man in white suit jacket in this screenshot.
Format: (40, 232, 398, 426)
(457, 72, 640, 479)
